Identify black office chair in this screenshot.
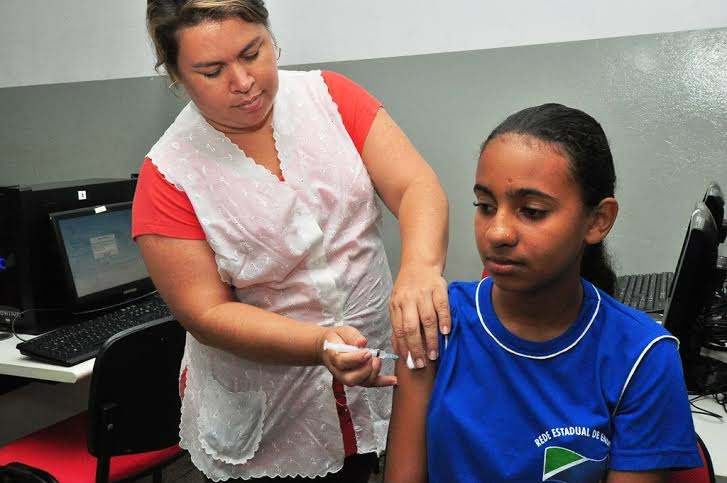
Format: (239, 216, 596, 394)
(0, 318, 186, 483)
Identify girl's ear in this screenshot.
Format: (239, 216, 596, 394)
(585, 197, 618, 245)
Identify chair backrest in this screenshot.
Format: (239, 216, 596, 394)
(669, 432, 715, 483)
(86, 317, 185, 459)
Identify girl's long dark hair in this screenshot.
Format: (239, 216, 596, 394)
(481, 103, 617, 295)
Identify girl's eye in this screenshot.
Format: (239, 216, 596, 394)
(520, 207, 546, 220)
(473, 201, 495, 214)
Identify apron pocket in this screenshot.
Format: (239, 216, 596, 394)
(197, 378, 266, 465)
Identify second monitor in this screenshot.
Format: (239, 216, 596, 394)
(662, 200, 725, 394)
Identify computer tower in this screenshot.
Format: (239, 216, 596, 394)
(0, 178, 137, 334)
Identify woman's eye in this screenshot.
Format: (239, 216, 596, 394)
(202, 70, 221, 78)
(242, 50, 260, 61)
(521, 207, 546, 219)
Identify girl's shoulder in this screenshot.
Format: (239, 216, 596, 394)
(447, 279, 484, 310)
(446, 279, 489, 333)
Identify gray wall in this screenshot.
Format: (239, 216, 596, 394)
(2, 28, 724, 282)
(306, 28, 727, 280)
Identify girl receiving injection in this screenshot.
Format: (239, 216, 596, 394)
(385, 104, 702, 483)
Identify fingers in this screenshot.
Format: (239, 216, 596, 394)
(391, 289, 439, 368)
(390, 270, 450, 369)
(321, 326, 396, 388)
(338, 356, 397, 387)
(402, 301, 427, 369)
(418, 295, 439, 362)
(432, 281, 451, 336)
(334, 325, 367, 347)
(328, 349, 373, 371)
(390, 302, 410, 362)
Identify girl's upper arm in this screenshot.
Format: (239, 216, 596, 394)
(609, 338, 701, 472)
(384, 356, 436, 483)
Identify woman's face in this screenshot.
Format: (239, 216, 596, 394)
(474, 134, 593, 294)
(175, 17, 279, 133)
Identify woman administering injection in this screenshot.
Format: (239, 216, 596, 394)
(132, 1, 448, 481)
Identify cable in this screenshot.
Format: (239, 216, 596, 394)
(689, 393, 727, 421)
(7, 307, 65, 342)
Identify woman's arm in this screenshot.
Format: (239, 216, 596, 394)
(137, 234, 395, 387)
(362, 109, 450, 368)
(383, 348, 436, 483)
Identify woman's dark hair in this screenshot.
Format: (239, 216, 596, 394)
(481, 103, 618, 295)
(147, 0, 270, 79)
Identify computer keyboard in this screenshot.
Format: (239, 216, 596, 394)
(17, 294, 173, 366)
(615, 272, 674, 313)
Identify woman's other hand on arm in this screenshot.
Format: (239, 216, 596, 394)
(362, 108, 450, 368)
(137, 234, 394, 386)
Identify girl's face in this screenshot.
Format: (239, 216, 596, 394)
(474, 134, 598, 294)
(175, 17, 279, 133)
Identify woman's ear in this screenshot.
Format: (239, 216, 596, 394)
(585, 197, 618, 245)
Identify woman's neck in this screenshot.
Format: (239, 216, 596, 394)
(491, 273, 584, 342)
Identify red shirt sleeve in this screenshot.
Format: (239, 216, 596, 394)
(131, 158, 206, 240)
(321, 70, 382, 154)
(132, 71, 381, 241)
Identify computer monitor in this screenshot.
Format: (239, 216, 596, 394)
(663, 201, 724, 393)
(49, 201, 155, 314)
(702, 182, 726, 243)
(0, 178, 137, 333)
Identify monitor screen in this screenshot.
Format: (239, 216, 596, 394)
(663, 201, 720, 392)
(49, 202, 154, 311)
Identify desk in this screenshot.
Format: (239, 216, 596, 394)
(0, 333, 93, 383)
(692, 396, 726, 477)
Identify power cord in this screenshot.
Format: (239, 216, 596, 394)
(6, 308, 65, 342)
(689, 392, 727, 421)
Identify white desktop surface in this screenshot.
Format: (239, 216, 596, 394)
(0, 333, 93, 383)
(692, 396, 726, 477)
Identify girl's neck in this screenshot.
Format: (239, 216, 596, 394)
(491, 272, 584, 343)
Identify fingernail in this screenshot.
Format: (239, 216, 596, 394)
(429, 350, 438, 360)
(416, 358, 425, 369)
(441, 325, 450, 335)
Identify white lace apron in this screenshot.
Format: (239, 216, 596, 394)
(147, 70, 393, 481)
